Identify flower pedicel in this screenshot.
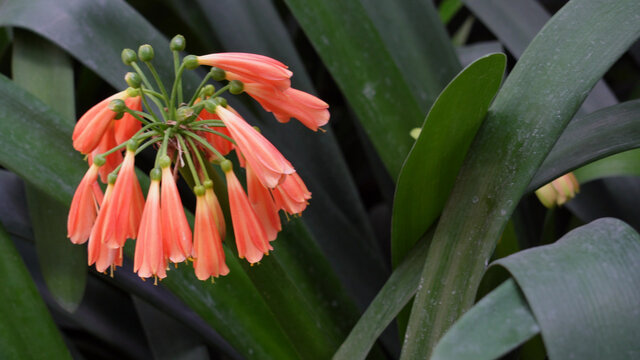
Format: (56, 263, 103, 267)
(67, 35, 328, 283)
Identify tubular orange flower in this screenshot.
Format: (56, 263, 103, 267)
(215, 105, 294, 188)
(68, 163, 101, 244)
(223, 161, 272, 263)
(272, 172, 312, 215)
(198, 52, 292, 90)
(204, 181, 226, 240)
(196, 107, 233, 158)
(134, 174, 167, 280)
(102, 148, 144, 249)
(88, 183, 122, 273)
(193, 187, 229, 280)
(89, 123, 123, 183)
(114, 96, 143, 144)
(242, 83, 330, 131)
(161, 165, 192, 263)
(247, 164, 281, 241)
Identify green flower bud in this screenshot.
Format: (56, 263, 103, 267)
(170, 35, 186, 51)
(159, 155, 171, 169)
(220, 159, 233, 173)
(176, 106, 194, 122)
(114, 112, 125, 120)
(203, 99, 217, 113)
(183, 55, 199, 70)
(125, 72, 142, 88)
(93, 155, 106, 167)
(210, 67, 226, 81)
(213, 96, 227, 108)
(229, 80, 244, 95)
(108, 99, 126, 113)
(121, 48, 137, 65)
(150, 168, 162, 181)
(138, 44, 154, 62)
(193, 185, 205, 196)
(202, 84, 215, 97)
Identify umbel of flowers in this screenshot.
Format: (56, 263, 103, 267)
(67, 35, 328, 283)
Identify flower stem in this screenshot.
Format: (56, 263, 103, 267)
(186, 136, 210, 181)
(188, 72, 213, 106)
(176, 133, 201, 187)
(182, 131, 226, 162)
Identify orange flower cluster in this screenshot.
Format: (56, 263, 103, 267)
(67, 40, 325, 283)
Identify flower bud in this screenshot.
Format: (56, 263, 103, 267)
(108, 99, 126, 113)
(183, 55, 199, 70)
(126, 139, 138, 151)
(203, 179, 213, 188)
(193, 185, 205, 196)
(202, 84, 215, 97)
(150, 168, 162, 181)
(125, 72, 142, 88)
(93, 155, 106, 167)
(210, 67, 226, 81)
(177, 106, 194, 122)
(220, 159, 232, 173)
(203, 99, 217, 113)
(213, 96, 227, 108)
(159, 155, 171, 169)
(170, 35, 186, 51)
(138, 44, 154, 62)
(229, 80, 244, 95)
(121, 48, 137, 65)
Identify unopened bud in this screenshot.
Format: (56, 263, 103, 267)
(229, 80, 244, 95)
(183, 55, 199, 70)
(170, 35, 186, 51)
(138, 44, 154, 62)
(210, 67, 226, 81)
(203, 99, 217, 113)
(108, 99, 126, 113)
(202, 84, 215, 97)
(125, 72, 142, 88)
(121, 48, 137, 65)
(176, 106, 194, 122)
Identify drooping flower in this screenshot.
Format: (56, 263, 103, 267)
(196, 106, 233, 158)
(89, 123, 123, 183)
(134, 172, 166, 280)
(215, 105, 294, 188)
(161, 164, 192, 263)
(88, 182, 122, 273)
(272, 172, 312, 215)
(204, 180, 226, 240)
(101, 148, 144, 249)
(247, 164, 281, 241)
(242, 82, 330, 131)
(114, 96, 143, 144)
(193, 186, 229, 280)
(222, 160, 272, 263)
(197, 52, 292, 90)
(68, 163, 102, 244)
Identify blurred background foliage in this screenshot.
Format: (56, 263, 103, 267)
(0, 0, 638, 359)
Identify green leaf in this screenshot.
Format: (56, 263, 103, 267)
(391, 53, 505, 268)
(401, 1, 640, 358)
(0, 222, 71, 360)
(439, 0, 464, 24)
(334, 229, 433, 360)
(493, 218, 640, 359)
(12, 29, 86, 313)
(573, 149, 640, 184)
(463, 0, 618, 114)
(529, 100, 640, 191)
(431, 279, 539, 360)
(282, 0, 459, 177)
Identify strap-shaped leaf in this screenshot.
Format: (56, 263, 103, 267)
(0, 222, 71, 359)
(401, 1, 640, 358)
(391, 53, 505, 268)
(282, 0, 459, 177)
(431, 279, 539, 360)
(494, 218, 640, 359)
(529, 100, 640, 191)
(463, 0, 618, 114)
(12, 29, 87, 313)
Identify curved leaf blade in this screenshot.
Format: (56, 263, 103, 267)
(494, 218, 640, 359)
(401, 1, 640, 358)
(391, 53, 505, 268)
(529, 100, 640, 191)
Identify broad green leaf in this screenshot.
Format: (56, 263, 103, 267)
(0, 222, 71, 360)
(529, 100, 640, 191)
(493, 218, 640, 359)
(573, 149, 640, 184)
(334, 229, 433, 360)
(431, 279, 539, 360)
(12, 29, 86, 313)
(0, 74, 297, 360)
(282, 0, 457, 177)
(463, 0, 618, 114)
(401, 1, 640, 358)
(391, 53, 505, 268)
